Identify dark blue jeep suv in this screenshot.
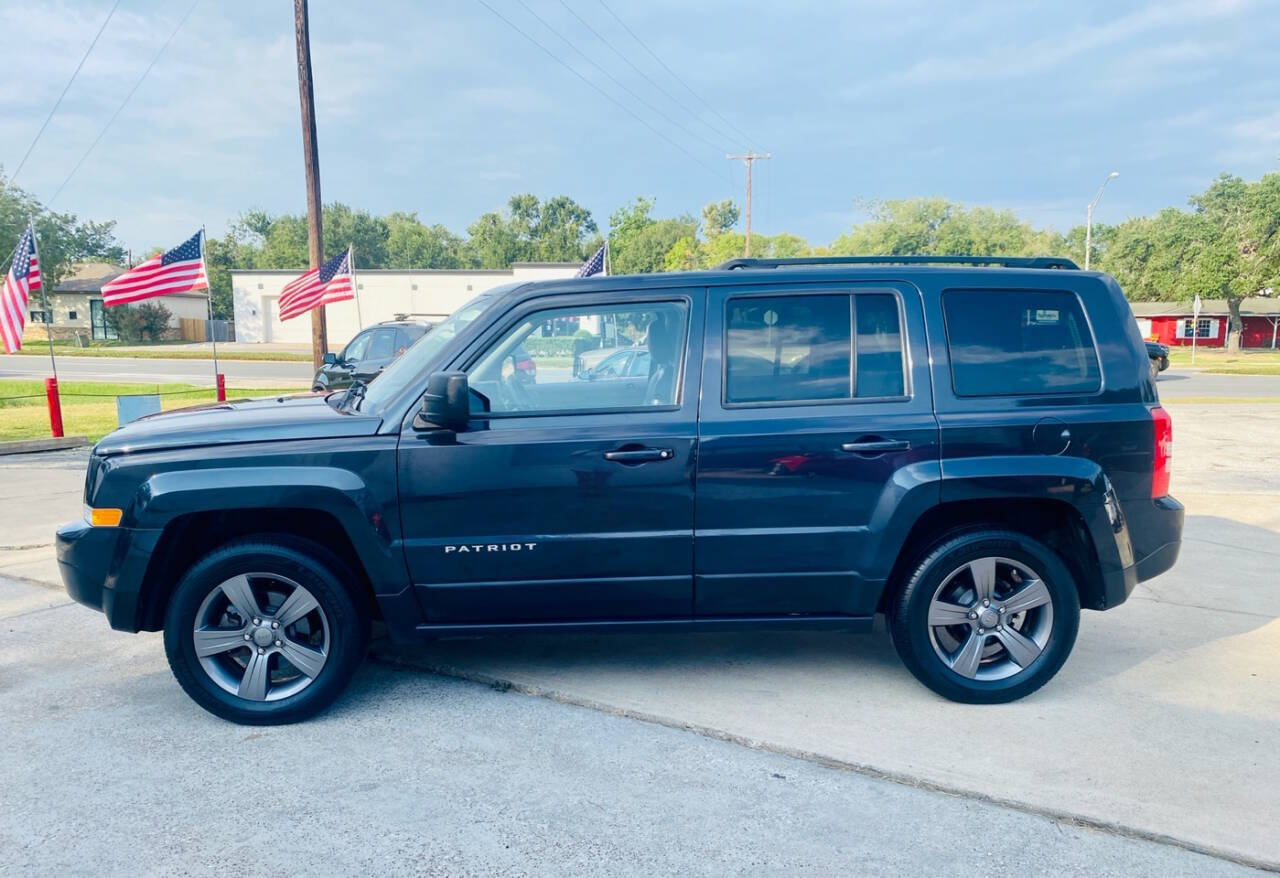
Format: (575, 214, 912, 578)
(56, 256, 1182, 724)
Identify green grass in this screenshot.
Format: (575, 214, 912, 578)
(1166, 348, 1280, 375)
(1161, 396, 1280, 405)
(0, 380, 307, 442)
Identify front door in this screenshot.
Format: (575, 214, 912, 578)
(694, 283, 939, 617)
(398, 290, 704, 625)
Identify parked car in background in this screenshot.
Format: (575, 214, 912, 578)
(581, 346, 650, 381)
(1146, 340, 1170, 377)
(312, 319, 434, 392)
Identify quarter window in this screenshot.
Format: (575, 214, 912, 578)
(469, 301, 688, 415)
(724, 293, 905, 404)
(943, 289, 1101, 396)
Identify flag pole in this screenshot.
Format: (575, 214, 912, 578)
(200, 226, 221, 395)
(350, 244, 362, 329)
(28, 218, 57, 380)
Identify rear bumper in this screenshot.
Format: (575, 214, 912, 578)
(56, 518, 160, 632)
(1101, 494, 1184, 609)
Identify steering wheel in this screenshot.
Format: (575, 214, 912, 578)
(497, 357, 534, 411)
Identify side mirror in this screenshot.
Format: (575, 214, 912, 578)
(414, 371, 470, 431)
(322, 352, 337, 366)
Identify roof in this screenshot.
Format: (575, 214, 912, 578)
(1129, 297, 1280, 316)
(230, 261, 579, 277)
(53, 261, 126, 292)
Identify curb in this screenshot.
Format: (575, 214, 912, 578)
(0, 436, 89, 456)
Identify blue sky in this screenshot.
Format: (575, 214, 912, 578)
(2, 0, 1278, 254)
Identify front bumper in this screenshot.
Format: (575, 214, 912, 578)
(56, 518, 161, 632)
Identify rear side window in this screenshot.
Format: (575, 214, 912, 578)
(724, 293, 906, 405)
(943, 290, 1100, 396)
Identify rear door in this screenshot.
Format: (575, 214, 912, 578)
(694, 282, 938, 617)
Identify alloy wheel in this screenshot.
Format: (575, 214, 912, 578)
(192, 573, 330, 702)
(926, 556, 1054, 681)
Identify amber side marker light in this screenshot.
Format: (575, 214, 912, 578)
(87, 507, 123, 527)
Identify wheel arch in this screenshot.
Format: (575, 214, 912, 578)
(880, 497, 1108, 614)
(134, 508, 380, 632)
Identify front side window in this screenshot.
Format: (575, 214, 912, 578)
(724, 293, 906, 405)
(366, 329, 396, 361)
(469, 300, 688, 415)
(943, 289, 1101, 397)
(341, 331, 372, 363)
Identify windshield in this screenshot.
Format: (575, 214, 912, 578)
(355, 295, 494, 413)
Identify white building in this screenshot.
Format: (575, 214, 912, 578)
(231, 263, 580, 346)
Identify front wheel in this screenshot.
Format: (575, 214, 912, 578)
(889, 530, 1079, 703)
(163, 536, 369, 724)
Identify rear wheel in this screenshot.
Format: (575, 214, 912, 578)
(889, 529, 1079, 703)
(163, 536, 368, 724)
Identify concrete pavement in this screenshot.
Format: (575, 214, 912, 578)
(1, 404, 1277, 871)
(1, 580, 1263, 877)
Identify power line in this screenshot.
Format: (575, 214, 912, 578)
(596, 0, 758, 150)
(47, 0, 201, 207)
(9, 0, 122, 184)
(556, 0, 737, 150)
(473, 0, 723, 183)
(511, 0, 727, 155)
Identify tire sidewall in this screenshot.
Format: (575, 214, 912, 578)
(163, 537, 367, 725)
(891, 531, 1080, 703)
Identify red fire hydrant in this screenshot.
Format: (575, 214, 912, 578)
(216, 373, 226, 402)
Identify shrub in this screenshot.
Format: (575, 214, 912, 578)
(103, 300, 172, 342)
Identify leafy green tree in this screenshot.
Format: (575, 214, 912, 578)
(608, 197, 696, 274)
(701, 200, 739, 237)
(384, 212, 467, 269)
(829, 198, 1064, 257)
(0, 171, 124, 292)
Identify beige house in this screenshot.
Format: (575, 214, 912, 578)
(22, 261, 211, 343)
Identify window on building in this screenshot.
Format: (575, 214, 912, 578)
(1178, 318, 1215, 339)
(29, 310, 48, 324)
(67, 310, 78, 321)
(724, 293, 906, 405)
(943, 289, 1101, 397)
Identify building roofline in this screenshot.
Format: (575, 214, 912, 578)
(230, 261, 579, 278)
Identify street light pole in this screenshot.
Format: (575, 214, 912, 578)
(1084, 171, 1119, 271)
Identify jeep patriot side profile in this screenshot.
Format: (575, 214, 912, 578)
(56, 255, 1183, 724)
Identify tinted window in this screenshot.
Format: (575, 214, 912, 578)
(341, 331, 372, 362)
(366, 329, 397, 361)
(855, 294, 905, 398)
(726, 295, 851, 404)
(469, 301, 688, 414)
(943, 290, 1100, 396)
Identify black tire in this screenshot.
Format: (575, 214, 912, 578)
(889, 529, 1080, 704)
(163, 535, 369, 725)
(1149, 357, 1160, 380)
(1159, 356, 1169, 372)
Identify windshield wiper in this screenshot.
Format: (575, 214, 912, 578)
(341, 379, 368, 410)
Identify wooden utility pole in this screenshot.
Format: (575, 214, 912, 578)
(294, 0, 327, 368)
(726, 152, 770, 256)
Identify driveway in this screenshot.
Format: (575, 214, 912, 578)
(1, 403, 1276, 872)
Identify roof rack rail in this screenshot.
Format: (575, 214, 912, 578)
(716, 255, 1080, 271)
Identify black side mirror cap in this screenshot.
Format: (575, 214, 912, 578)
(322, 352, 337, 366)
(414, 371, 470, 431)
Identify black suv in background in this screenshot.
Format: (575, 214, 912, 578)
(57, 256, 1182, 724)
(312, 319, 435, 392)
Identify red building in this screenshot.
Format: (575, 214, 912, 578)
(1130, 298, 1280, 349)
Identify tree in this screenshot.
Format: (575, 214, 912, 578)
(701, 200, 739, 237)
(829, 198, 1064, 257)
(608, 197, 697, 274)
(1, 171, 124, 293)
(136, 301, 172, 340)
(384, 212, 467, 269)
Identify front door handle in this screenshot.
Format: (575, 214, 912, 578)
(840, 439, 911, 453)
(603, 447, 674, 463)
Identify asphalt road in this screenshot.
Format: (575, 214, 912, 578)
(0, 578, 1264, 877)
(0, 353, 313, 387)
(1155, 369, 1280, 398)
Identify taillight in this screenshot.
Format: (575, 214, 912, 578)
(1151, 406, 1172, 498)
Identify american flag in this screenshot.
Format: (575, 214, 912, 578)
(576, 243, 607, 278)
(102, 230, 207, 306)
(1, 225, 41, 354)
(279, 248, 354, 321)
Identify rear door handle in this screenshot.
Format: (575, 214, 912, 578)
(603, 448, 674, 463)
(840, 439, 911, 453)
